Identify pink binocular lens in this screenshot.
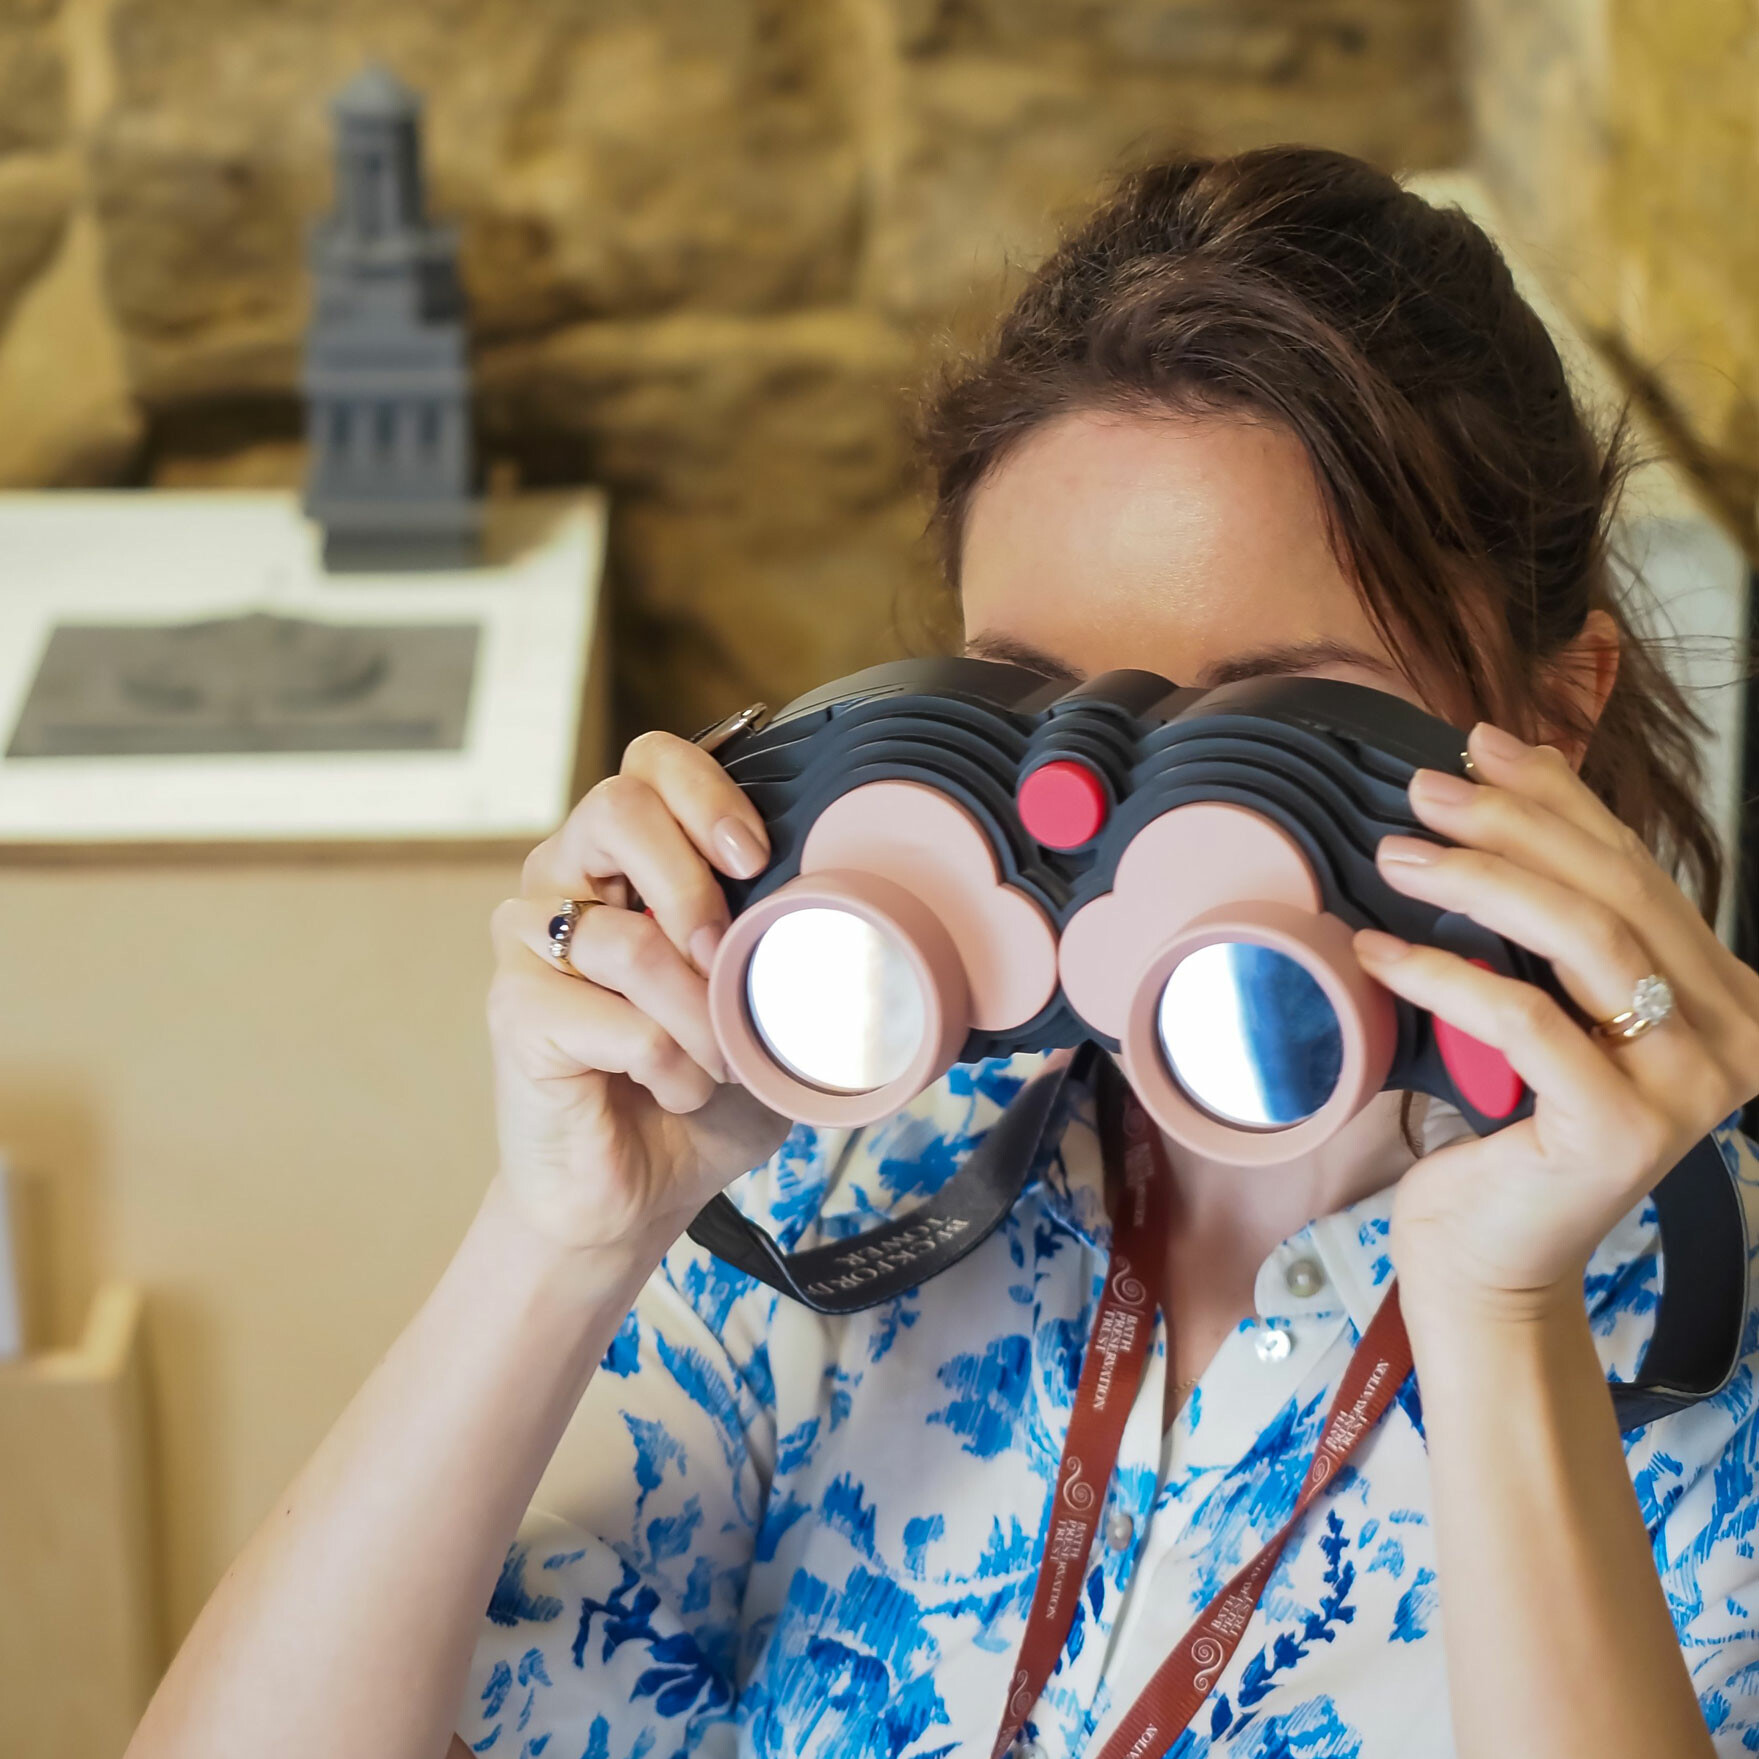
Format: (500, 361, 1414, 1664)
(709, 868, 972, 1126)
(707, 779, 1061, 1126)
(1159, 941, 1347, 1127)
(1107, 904, 1397, 1164)
(745, 907, 929, 1094)
(1058, 803, 1396, 1163)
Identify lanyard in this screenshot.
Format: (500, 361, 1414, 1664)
(991, 1069, 1172, 1758)
(992, 1074, 1415, 1759)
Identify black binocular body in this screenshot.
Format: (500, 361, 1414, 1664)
(707, 657, 1551, 1143)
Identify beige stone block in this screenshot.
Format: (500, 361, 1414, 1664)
(1606, 0, 1758, 519)
(1465, 0, 1619, 332)
(1467, 0, 1757, 538)
(476, 309, 939, 737)
(862, 3, 1464, 318)
(480, 310, 919, 508)
(0, 13, 67, 153)
(0, 204, 142, 486)
(90, 102, 318, 352)
(92, 0, 863, 402)
(893, 0, 1451, 76)
(151, 438, 305, 488)
(0, 150, 72, 332)
(612, 495, 942, 740)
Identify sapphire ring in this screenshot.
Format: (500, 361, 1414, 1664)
(546, 898, 605, 976)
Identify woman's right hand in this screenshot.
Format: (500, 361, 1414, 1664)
(486, 731, 792, 1254)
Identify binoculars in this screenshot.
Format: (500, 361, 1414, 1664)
(700, 657, 1553, 1165)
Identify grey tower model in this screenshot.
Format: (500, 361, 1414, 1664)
(302, 65, 480, 570)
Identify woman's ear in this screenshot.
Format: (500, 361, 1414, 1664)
(1539, 606, 1620, 771)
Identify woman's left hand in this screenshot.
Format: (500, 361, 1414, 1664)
(1353, 720, 1759, 1321)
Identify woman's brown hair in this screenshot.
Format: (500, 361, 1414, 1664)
(923, 146, 1724, 920)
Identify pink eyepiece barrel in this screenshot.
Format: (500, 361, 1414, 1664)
(1117, 903, 1397, 1165)
(1058, 800, 1398, 1164)
(708, 869, 972, 1128)
(1017, 758, 1108, 850)
(708, 778, 1059, 1123)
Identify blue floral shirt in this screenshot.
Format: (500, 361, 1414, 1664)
(460, 1054, 1759, 1758)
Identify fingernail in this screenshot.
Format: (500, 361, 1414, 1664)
(1355, 929, 1410, 964)
(689, 922, 725, 976)
(1410, 767, 1477, 808)
(1377, 834, 1438, 867)
(713, 817, 767, 879)
(1472, 722, 1528, 763)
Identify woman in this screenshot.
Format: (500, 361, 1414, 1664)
(129, 148, 1759, 1759)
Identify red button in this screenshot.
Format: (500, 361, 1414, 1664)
(1017, 759, 1108, 850)
(1433, 959, 1525, 1119)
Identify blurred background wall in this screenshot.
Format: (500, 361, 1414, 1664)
(0, 0, 1751, 1725)
(1468, 0, 1757, 553)
(0, 0, 1466, 743)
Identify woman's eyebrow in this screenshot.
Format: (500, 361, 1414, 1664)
(962, 633, 1084, 683)
(963, 633, 1399, 690)
(1194, 639, 1400, 689)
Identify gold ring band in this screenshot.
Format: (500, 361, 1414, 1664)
(546, 897, 605, 975)
(1591, 974, 1674, 1045)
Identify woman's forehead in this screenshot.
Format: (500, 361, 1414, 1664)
(957, 407, 1418, 704)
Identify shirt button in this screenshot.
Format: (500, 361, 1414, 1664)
(1284, 1256, 1325, 1299)
(1106, 1512, 1135, 1551)
(1254, 1320, 1294, 1362)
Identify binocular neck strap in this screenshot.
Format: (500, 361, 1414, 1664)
(1610, 1131, 1748, 1429)
(686, 1055, 1082, 1316)
(686, 1063, 1748, 1428)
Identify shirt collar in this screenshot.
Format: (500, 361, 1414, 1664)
(1257, 1187, 1394, 1336)
(1032, 1066, 1472, 1340)
(1254, 1096, 1480, 1335)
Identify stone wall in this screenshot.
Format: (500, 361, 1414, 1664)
(1467, 0, 1757, 552)
(0, 0, 1464, 741)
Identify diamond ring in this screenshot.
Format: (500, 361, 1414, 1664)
(1591, 974, 1675, 1045)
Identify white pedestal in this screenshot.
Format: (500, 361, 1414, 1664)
(0, 489, 608, 853)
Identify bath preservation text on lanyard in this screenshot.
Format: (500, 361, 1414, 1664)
(993, 1068, 1416, 1759)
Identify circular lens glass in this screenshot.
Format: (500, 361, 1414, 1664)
(745, 907, 927, 1094)
(1157, 941, 1343, 1128)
